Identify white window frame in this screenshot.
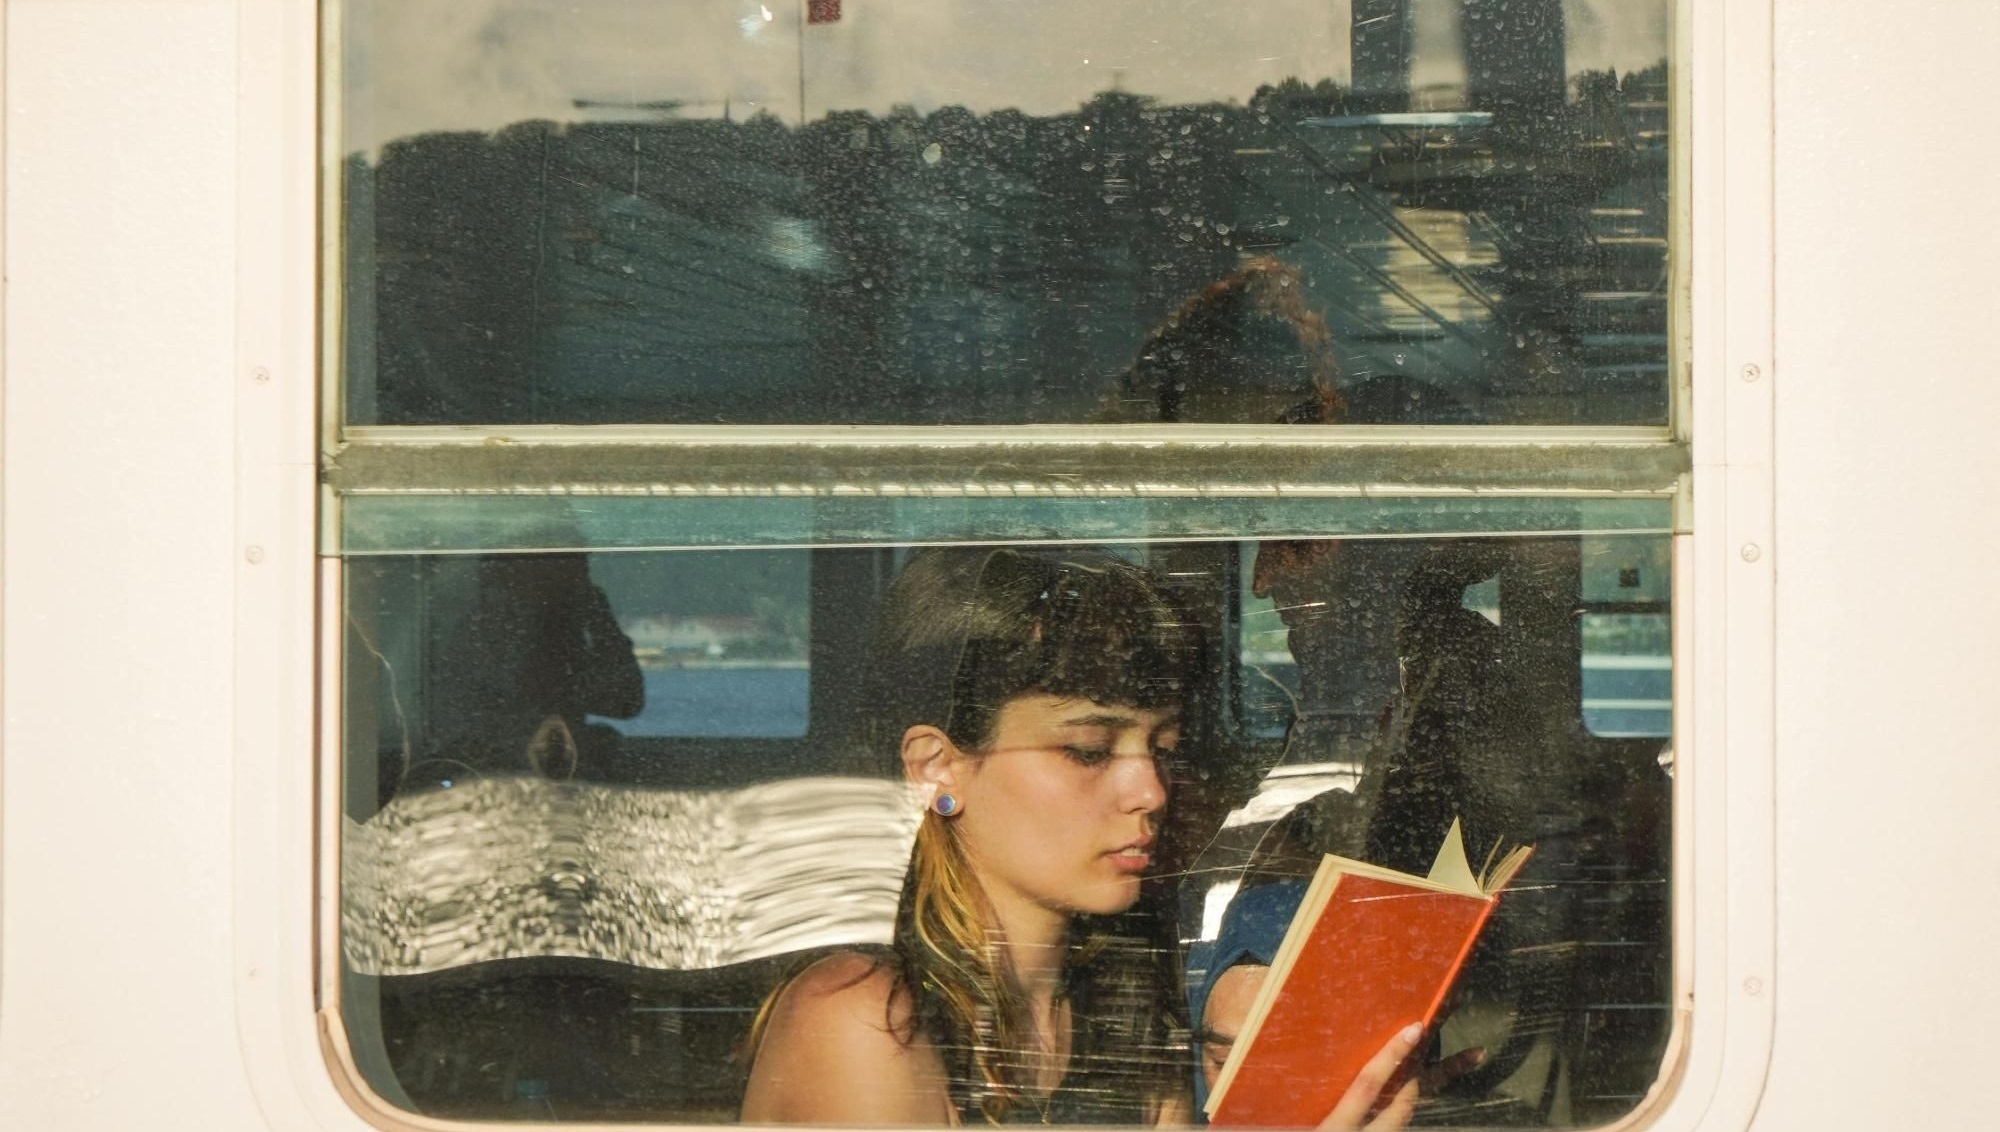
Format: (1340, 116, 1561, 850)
(228, 0, 1774, 1128)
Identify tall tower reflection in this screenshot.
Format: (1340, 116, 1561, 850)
(1350, 0, 1414, 113)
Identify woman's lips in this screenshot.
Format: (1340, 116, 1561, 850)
(1107, 844, 1152, 873)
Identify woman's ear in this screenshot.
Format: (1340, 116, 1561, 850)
(900, 724, 967, 802)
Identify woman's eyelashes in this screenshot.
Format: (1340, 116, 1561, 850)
(1056, 734, 1181, 777)
(1061, 743, 1115, 767)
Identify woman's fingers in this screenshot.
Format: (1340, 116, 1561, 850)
(1316, 1023, 1422, 1131)
(1419, 1045, 1486, 1095)
(1364, 1080, 1420, 1131)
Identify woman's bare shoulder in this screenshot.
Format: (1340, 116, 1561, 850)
(741, 951, 952, 1124)
(782, 951, 901, 1003)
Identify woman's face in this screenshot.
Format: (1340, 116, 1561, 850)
(950, 693, 1180, 921)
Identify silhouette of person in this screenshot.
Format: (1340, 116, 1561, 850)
(370, 551, 645, 809)
(1121, 257, 1670, 1123)
(1109, 256, 1514, 872)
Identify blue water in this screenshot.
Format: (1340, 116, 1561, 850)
(597, 666, 810, 739)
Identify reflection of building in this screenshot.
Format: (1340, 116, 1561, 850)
(1350, 0, 1413, 113)
(351, 1, 1670, 430)
(623, 615, 795, 665)
(1462, 0, 1567, 116)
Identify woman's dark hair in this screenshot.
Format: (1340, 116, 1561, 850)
(1102, 256, 1344, 425)
(859, 545, 1197, 1122)
(861, 545, 1194, 759)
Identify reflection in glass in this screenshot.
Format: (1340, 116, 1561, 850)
(589, 551, 811, 739)
(338, 535, 1671, 1124)
(334, 0, 1671, 426)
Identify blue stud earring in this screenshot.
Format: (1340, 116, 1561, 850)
(932, 792, 961, 817)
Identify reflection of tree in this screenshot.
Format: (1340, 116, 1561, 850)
(1249, 77, 1355, 119)
(356, 65, 1672, 426)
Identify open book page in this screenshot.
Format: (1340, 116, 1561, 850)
(1477, 839, 1535, 894)
(1425, 817, 1480, 893)
(1419, 817, 1534, 895)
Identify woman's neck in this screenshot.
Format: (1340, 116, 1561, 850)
(990, 894, 1071, 1006)
(988, 896, 1075, 1095)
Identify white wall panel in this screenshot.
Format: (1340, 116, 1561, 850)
(0, 2, 266, 1128)
(1762, 0, 2000, 1128)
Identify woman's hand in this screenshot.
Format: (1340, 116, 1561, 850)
(1314, 1023, 1423, 1131)
(1419, 1044, 1486, 1095)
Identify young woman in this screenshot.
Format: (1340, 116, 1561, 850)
(740, 546, 1425, 1128)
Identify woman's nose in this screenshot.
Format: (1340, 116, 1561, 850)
(1115, 751, 1169, 813)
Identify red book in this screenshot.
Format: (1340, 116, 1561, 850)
(1204, 822, 1533, 1128)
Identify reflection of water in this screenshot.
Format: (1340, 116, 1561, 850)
(343, 776, 918, 975)
(602, 665, 810, 738)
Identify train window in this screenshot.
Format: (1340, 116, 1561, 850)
(332, 0, 1671, 428)
(322, 1, 1684, 1128)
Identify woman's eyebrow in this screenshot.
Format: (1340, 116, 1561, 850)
(1059, 712, 1137, 728)
(1058, 711, 1182, 729)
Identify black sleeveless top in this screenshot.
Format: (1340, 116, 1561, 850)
(946, 976, 1171, 1126)
(950, 1047, 1154, 1125)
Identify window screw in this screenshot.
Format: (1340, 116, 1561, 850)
(245, 545, 265, 565)
(252, 366, 271, 384)
(1740, 543, 1761, 563)
(1740, 363, 1761, 383)
(1743, 976, 1764, 996)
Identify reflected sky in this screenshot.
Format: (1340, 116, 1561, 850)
(340, 0, 1669, 152)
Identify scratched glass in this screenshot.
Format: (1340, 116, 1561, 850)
(336, 534, 1673, 1124)
(332, 0, 1672, 427)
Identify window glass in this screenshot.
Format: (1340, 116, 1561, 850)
(1581, 613, 1670, 737)
(588, 551, 810, 738)
(338, 534, 1672, 1125)
(334, 0, 1671, 426)
(328, 2, 1686, 1125)
(1578, 533, 1670, 737)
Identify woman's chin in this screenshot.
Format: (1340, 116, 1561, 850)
(1069, 876, 1143, 916)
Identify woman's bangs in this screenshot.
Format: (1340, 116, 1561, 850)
(1009, 562, 1192, 712)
